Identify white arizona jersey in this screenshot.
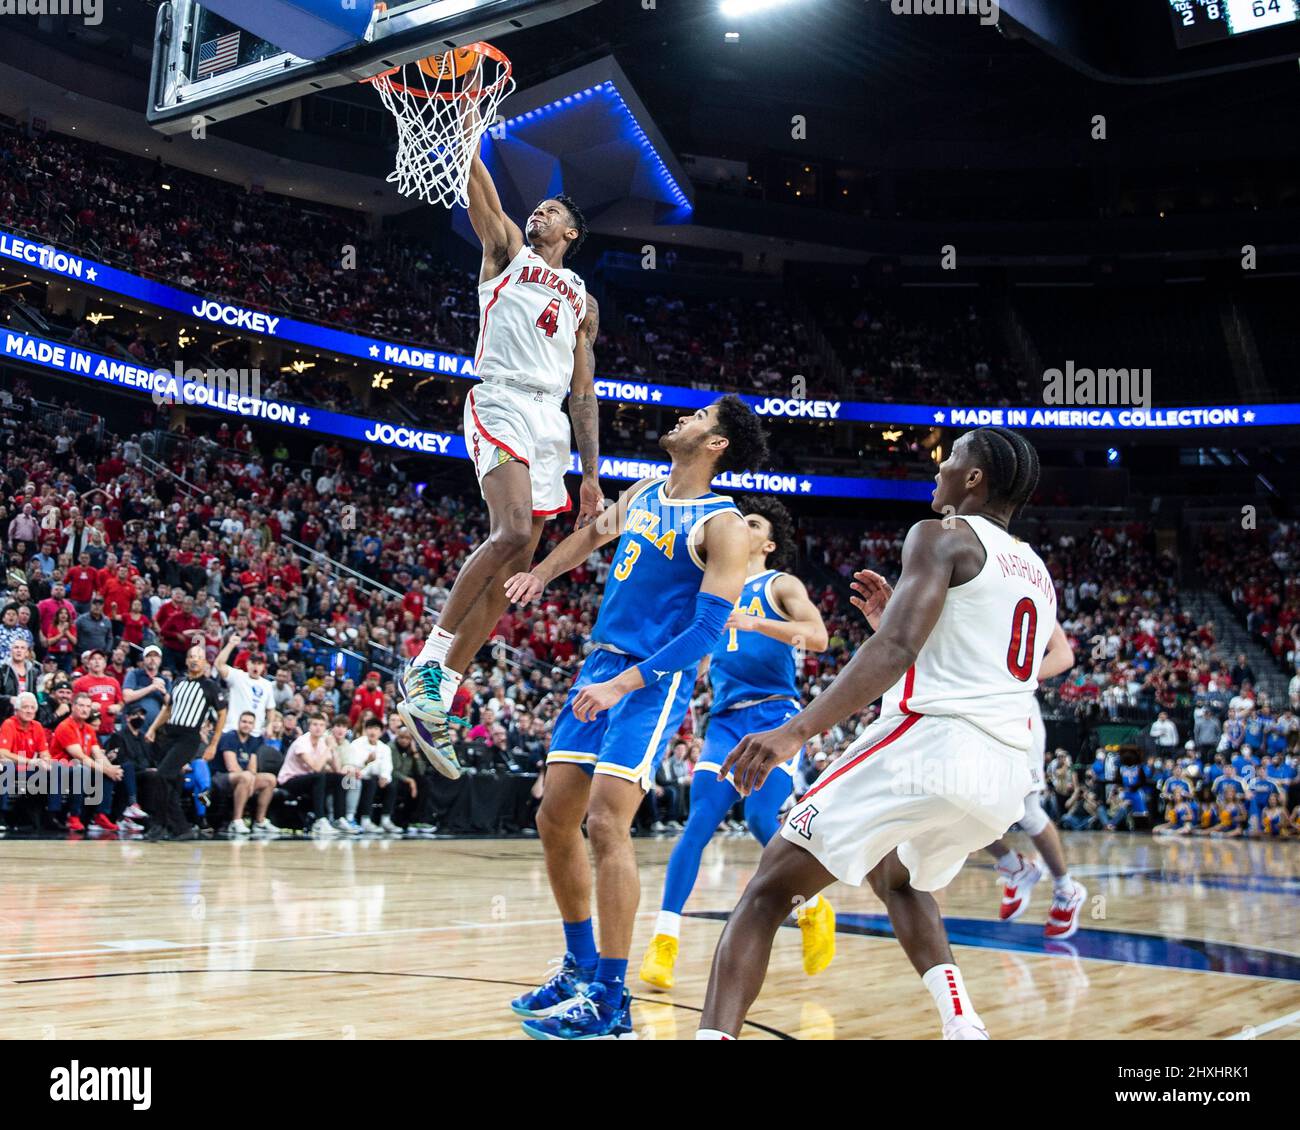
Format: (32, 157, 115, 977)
(475, 243, 586, 398)
(879, 514, 1056, 750)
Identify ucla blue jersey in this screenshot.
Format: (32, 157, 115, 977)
(709, 569, 802, 713)
(591, 479, 739, 660)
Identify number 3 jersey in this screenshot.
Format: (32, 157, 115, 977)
(591, 479, 740, 661)
(878, 514, 1057, 750)
(475, 243, 587, 398)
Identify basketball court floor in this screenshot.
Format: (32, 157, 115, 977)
(0, 832, 1295, 1040)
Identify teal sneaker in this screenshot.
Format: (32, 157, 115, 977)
(398, 663, 461, 780)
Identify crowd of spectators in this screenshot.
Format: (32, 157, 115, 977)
(601, 289, 831, 397)
(1199, 522, 1300, 687)
(0, 392, 894, 839)
(0, 124, 478, 351)
(0, 124, 832, 408)
(817, 290, 1022, 405)
(1042, 701, 1300, 837)
(4, 119, 1029, 416)
(2, 375, 1298, 846)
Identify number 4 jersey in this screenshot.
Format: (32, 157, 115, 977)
(464, 244, 587, 517)
(475, 243, 587, 398)
(878, 514, 1057, 750)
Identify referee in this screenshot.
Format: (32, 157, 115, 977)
(143, 643, 226, 841)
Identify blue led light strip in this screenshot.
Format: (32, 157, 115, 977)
(4, 230, 1299, 432)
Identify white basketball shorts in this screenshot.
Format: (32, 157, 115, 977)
(782, 711, 1031, 892)
(464, 383, 573, 519)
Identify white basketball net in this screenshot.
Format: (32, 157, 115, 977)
(367, 44, 514, 210)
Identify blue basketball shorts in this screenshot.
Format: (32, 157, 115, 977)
(547, 648, 695, 790)
(695, 697, 803, 784)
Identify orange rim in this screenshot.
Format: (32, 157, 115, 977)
(362, 40, 512, 100)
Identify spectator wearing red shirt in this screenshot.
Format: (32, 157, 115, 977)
(102, 565, 137, 627)
(159, 594, 203, 672)
(450, 681, 474, 723)
(66, 553, 98, 613)
(401, 583, 425, 622)
(49, 691, 123, 833)
(120, 599, 151, 648)
(348, 671, 386, 728)
(94, 553, 120, 597)
(72, 651, 124, 737)
(0, 692, 49, 765)
(0, 693, 54, 828)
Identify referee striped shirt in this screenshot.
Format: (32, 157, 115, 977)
(166, 676, 226, 731)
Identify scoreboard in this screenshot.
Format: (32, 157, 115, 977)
(1168, 0, 1300, 46)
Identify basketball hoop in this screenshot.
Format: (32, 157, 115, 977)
(363, 40, 514, 210)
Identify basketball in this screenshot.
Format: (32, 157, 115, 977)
(417, 47, 480, 81)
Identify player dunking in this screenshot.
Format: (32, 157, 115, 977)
(399, 135, 603, 778)
(503, 398, 768, 1040)
(640, 497, 836, 991)
(698, 427, 1052, 1041)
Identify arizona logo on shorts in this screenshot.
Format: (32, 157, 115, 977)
(472, 431, 481, 461)
(787, 804, 819, 840)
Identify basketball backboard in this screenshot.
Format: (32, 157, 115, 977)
(147, 0, 597, 134)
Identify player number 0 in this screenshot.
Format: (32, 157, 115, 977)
(1006, 597, 1037, 682)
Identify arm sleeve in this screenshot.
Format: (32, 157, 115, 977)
(634, 592, 733, 687)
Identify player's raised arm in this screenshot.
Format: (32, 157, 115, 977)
(569, 294, 603, 528)
(728, 573, 829, 652)
(722, 519, 960, 794)
(465, 135, 524, 276)
(502, 475, 655, 604)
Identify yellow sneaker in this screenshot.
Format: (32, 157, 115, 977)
(797, 896, 836, 976)
(639, 933, 679, 990)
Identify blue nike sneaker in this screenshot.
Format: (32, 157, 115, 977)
(521, 981, 636, 1041)
(509, 953, 594, 1019)
(397, 663, 461, 780)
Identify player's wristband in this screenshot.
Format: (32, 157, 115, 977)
(634, 592, 733, 686)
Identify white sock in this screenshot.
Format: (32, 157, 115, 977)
(440, 668, 462, 712)
(922, 963, 976, 1027)
(415, 626, 454, 667)
(1053, 872, 1074, 895)
(655, 911, 682, 939)
(695, 1028, 735, 1040)
(995, 850, 1020, 874)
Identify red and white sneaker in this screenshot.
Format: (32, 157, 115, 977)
(122, 804, 148, 821)
(92, 813, 120, 834)
(65, 814, 85, 833)
(1044, 881, 1087, 940)
(997, 853, 1042, 921)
